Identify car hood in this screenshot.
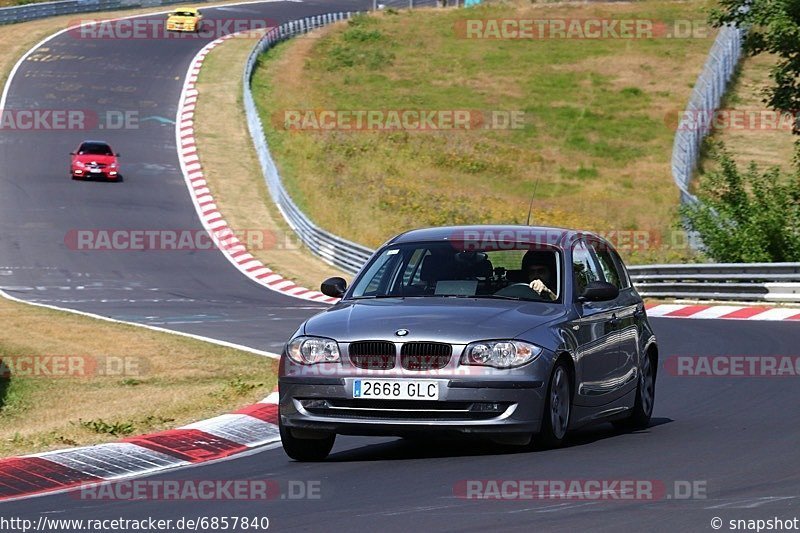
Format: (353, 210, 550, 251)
(302, 297, 567, 344)
(74, 154, 116, 165)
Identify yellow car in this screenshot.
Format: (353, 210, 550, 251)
(166, 8, 203, 32)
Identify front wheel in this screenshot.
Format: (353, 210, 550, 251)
(536, 361, 572, 449)
(613, 352, 655, 431)
(279, 418, 335, 461)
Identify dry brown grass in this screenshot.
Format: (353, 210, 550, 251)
(0, 295, 276, 457)
(193, 31, 348, 289)
(253, 1, 717, 264)
(699, 53, 797, 176)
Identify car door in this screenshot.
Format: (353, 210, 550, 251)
(588, 239, 640, 397)
(570, 240, 622, 407)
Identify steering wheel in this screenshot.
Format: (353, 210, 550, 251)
(494, 282, 545, 300)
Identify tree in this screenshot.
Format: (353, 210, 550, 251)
(710, 0, 800, 134)
(680, 150, 800, 262)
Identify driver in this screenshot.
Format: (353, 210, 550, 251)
(521, 251, 558, 301)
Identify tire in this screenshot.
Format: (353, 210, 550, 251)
(613, 352, 655, 431)
(536, 360, 572, 449)
(279, 418, 335, 461)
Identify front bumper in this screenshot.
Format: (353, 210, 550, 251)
(279, 376, 545, 437)
(167, 23, 196, 31)
(72, 168, 118, 179)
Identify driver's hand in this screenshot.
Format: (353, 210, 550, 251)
(529, 279, 557, 300)
(530, 279, 546, 293)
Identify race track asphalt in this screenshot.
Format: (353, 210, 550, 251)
(5, 318, 799, 531)
(0, 0, 373, 352)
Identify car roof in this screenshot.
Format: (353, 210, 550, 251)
(173, 7, 199, 13)
(384, 225, 608, 251)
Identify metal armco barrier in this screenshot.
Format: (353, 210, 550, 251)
(0, 0, 439, 25)
(242, 13, 799, 303)
(628, 263, 800, 302)
(671, 24, 745, 204)
(242, 12, 375, 275)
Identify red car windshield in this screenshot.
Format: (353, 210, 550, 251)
(78, 143, 113, 156)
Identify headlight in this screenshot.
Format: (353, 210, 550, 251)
(75, 161, 85, 167)
(460, 340, 542, 368)
(286, 336, 340, 365)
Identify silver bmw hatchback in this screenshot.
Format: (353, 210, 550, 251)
(279, 226, 658, 460)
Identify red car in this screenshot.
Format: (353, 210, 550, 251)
(70, 141, 120, 180)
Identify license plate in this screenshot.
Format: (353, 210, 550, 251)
(353, 379, 438, 400)
(90, 168, 102, 173)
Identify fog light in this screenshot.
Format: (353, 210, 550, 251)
(470, 402, 503, 412)
(300, 399, 329, 409)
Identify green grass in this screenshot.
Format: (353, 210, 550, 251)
(253, 1, 718, 264)
(0, 295, 276, 457)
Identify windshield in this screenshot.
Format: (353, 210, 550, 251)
(349, 241, 562, 302)
(78, 143, 113, 156)
(173, 11, 196, 16)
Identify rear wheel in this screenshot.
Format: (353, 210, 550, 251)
(613, 352, 655, 431)
(536, 361, 571, 449)
(279, 418, 335, 461)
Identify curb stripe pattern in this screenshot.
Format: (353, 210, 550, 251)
(174, 34, 339, 305)
(0, 392, 280, 502)
(646, 303, 800, 321)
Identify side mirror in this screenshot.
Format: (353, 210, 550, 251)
(69, 152, 76, 155)
(579, 281, 619, 302)
(321, 277, 347, 298)
(115, 153, 121, 157)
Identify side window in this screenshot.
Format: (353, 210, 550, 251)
(609, 249, 631, 289)
(590, 241, 623, 289)
(571, 240, 602, 297)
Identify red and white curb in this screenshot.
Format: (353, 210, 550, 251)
(0, 391, 280, 502)
(175, 34, 338, 305)
(646, 303, 800, 321)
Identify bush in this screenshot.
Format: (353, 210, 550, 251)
(680, 149, 800, 262)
